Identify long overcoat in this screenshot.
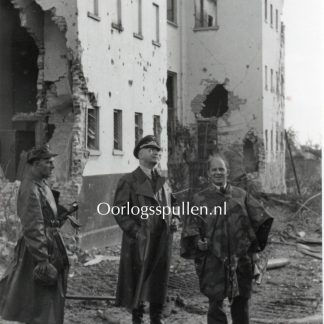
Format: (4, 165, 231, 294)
(181, 184, 273, 301)
(0, 173, 69, 324)
(113, 167, 174, 309)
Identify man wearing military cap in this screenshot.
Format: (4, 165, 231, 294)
(114, 135, 176, 324)
(0, 144, 78, 324)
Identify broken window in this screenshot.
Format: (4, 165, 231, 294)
(135, 112, 143, 145)
(112, 0, 123, 31)
(114, 109, 123, 150)
(265, 0, 268, 21)
(201, 84, 228, 118)
(243, 139, 258, 173)
(153, 3, 160, 44)
(265, 65, 268, 90)
(87, 106, 99, 151)
(167, 0, 177, 23)
(194, 0, 217, 29)
(153, 115, 161, 144)
(133, 0, 142, 37)
(270, 4, 273, 27)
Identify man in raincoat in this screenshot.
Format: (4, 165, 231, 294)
(181, 154, 273, 324)
(114, 135, 176, 324)
(0, 145, 78, 324)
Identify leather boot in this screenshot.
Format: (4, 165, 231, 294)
(132, 302, 145, 324)
(150, 302, 164, 324)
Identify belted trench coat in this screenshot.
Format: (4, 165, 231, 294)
(0, 173, 69, 324)
(114, 167, 174, 309)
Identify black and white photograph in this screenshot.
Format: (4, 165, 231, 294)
(0, 0, 322, 323)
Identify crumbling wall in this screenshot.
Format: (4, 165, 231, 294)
(0, 0, 94, 247)
(188, 79, 263, 184)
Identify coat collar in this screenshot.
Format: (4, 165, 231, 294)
(133, 167, 167, 200)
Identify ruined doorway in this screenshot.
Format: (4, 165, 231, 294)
(0, 0, 39, 180)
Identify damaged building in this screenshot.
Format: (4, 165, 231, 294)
(167, 0, 286, 193)
(0, 0, 285, 249)
(0, 0, 168, 248)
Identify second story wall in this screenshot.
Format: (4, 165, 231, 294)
(77, 0, 168, 176)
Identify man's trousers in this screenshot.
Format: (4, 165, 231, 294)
(207, 296, 249, 324)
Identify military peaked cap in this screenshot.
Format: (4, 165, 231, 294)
(133, 135, 161, 159)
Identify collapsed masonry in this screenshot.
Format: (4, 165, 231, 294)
(0, 0, 96, 246)
(168, 79, 264, 198)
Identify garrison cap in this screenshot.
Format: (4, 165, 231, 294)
(133, 135, 161, 159)
(27, 144, 58, 164)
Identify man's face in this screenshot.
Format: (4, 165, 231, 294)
(138, 147, 161, 166)
(34, 157, 55, 179)
(208, 157, 228, 187)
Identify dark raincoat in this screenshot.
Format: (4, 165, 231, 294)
(0, 173, 69, 324)
(181, 184, 273, 301)
(114, 167, 174, 309)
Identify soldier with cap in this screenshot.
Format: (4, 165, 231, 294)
(113, 135, 176, 324)
(0, 145, 78, 324)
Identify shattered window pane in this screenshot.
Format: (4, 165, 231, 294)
(87, 107, 99, 150)
(195, 0, 217, 28)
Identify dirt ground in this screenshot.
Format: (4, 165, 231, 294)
(63, 201, 322, 324)
(0, 199, 322, 324)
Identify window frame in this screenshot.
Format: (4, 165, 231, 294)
(264, 0, 268, 22)
(152, 3, 161, 46)
(87, 0, 101, 21)
(133, 0, 143, 39)
(193, 0, 219, 31)
(167, 0, 177, 25)
(134, 112, 143, 145)
(153, 115, 161, 144)
(112, 0, 124, 32)
(86, 106, 100, 153)
(113, 109, 123, 152)
(265, 65, 268, 90)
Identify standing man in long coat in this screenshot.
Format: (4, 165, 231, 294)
(181, 154, 273, 324)
(114, 135, 176, 324)
(0, 145, 77, 324)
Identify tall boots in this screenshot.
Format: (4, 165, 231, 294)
(149, 303, 164, 324)
(132, 303, 164, 324)
(132, 303, 145, 324)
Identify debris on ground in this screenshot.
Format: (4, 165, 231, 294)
(267, 258, 290, 270)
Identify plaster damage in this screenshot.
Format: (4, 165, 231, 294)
(0, 0, 95, 246)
